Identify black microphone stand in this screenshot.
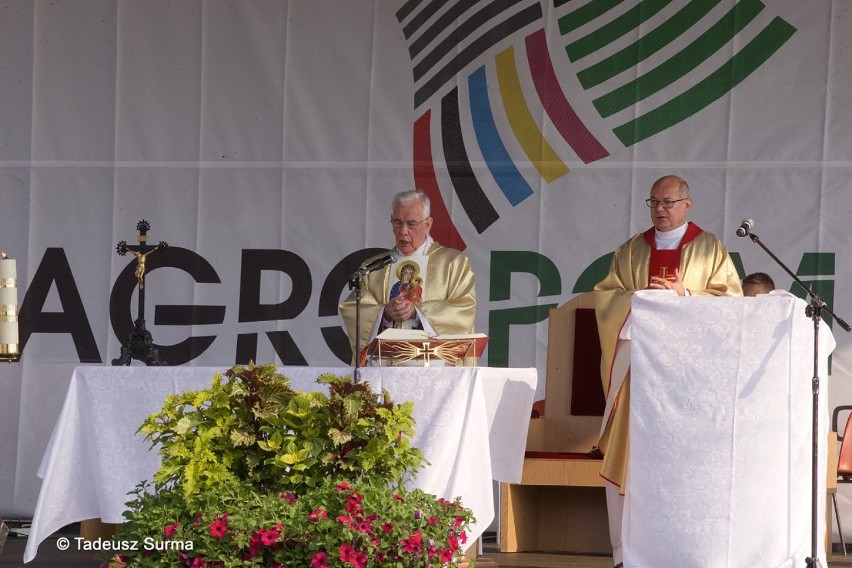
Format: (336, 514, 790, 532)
(741, 228, 850, 567)
(348, 270, 366, 384)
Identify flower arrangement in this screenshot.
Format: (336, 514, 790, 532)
(103, 363, 475, 567)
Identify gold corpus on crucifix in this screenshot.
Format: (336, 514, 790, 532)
(112, 220, 169, 366)
(130, 247, 159, 289)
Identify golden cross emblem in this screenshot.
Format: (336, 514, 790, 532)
(658, 266, 676, 281)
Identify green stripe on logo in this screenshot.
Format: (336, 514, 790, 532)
(613, 16, 795, 146)
(564, 0, 674, 61)
(577, 0, 723, 89)
(594, 0, 764, 117)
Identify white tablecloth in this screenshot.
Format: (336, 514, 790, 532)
(24, 365, 536, 563)
(626, 291, 834, 567)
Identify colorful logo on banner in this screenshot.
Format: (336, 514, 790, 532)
(395, 0, 795, 248)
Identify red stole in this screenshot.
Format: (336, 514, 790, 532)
(642, 222, 704, 285)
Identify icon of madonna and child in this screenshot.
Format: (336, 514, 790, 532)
(389, 261, 423, 305)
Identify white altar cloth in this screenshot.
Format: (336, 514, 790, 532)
(625, 291, 834, 568)
(24, 365, 536, 563)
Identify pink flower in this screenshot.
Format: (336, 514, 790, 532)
(208, 515, 229, 539)
(259, 527, 281, 546)
(339, 543, 357, 562)
(401, 533, 422, 553)
(381, 522, 394, 534)
(309, 508, 328, 522)
(336, 481, 349, 491)
(193, 513, 203, 526)
(453, 516, 465, 527)
(339, 544, 367, 568)
(448, 534, 459, 551)
(427, 516, 439, 525)
(345, 493, 364, 515)
(190, 557, 207, 568)
(247, 533, 263, 557)
(163, 522, 179, 537)
(439, 548, 454, 562)
(280, 492, 297, 504)
(311, 551, 329, 568)
(448, 531, 467, 550)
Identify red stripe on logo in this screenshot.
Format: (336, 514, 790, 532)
(413, 110, 466, 251)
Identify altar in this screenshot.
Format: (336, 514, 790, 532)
(24, 365, 537, 563)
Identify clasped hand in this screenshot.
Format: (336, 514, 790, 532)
(384, 296, 415, 321)
(647, 267, 686, 296)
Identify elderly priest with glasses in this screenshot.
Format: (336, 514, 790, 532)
(593, 174, 742, 567)
(339, 189, 477, 364)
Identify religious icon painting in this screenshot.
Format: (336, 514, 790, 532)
(388, 255, 429, 330)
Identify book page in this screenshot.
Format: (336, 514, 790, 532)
(376, 328, 431, 340)
(376, 329, 486, 341)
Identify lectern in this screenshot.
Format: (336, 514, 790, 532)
(625, 291, 835, 567)
(362, 330, 487, 367)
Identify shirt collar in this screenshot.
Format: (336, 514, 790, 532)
(655, 223, 688, 250)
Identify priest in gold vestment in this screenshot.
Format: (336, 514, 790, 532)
(594, 175, 742, 567)
(339, 189, 476, 364)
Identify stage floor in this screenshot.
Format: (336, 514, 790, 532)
(4, 528, 852, 568)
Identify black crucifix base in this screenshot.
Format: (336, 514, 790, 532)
(112, 317, 167, 366)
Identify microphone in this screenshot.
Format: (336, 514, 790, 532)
(355, 250, 398, 276)
(736, 218, 754, 238)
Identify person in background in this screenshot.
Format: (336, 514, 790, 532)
(742, 271, 776, 296)
(594, 175, 743, 567)
(339, 189, 476, 363)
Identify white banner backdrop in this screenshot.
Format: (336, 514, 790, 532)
(2, 1, 852, 544)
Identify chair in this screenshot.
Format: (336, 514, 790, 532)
(832, 407, 852, 555)
(499, 292, 611, 554)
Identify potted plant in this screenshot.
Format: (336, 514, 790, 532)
(102, 362, 474, 567)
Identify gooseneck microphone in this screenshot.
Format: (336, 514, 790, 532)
(736, 218, 754, 237)
(355, 250, 399, 275)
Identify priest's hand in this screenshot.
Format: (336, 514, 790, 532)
(648, 267, 686, 296)
(384, 296, 416, 322)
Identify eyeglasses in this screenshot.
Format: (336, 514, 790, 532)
(391, 218, 428, 230)
(645, 197, 688, 209)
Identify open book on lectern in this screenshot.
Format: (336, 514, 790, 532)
(363, 329, 488, 367)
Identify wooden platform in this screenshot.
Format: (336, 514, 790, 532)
(6, 528, 852, 568)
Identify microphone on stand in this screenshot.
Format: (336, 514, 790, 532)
(736, 218, 754, 238)
(354, 250, 398, 276)
(348, 249, 399, 383)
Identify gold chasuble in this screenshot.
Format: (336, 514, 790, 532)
(339, 243, 476, 364)
(594, 222, 742, 489)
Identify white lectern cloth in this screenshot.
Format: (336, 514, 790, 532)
(625, 291, 834, 568)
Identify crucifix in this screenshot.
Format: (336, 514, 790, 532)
(112, 220, 169, 366)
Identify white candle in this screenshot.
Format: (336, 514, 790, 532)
(0, 256, 15, 280)
(0, 256, 19, 351)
